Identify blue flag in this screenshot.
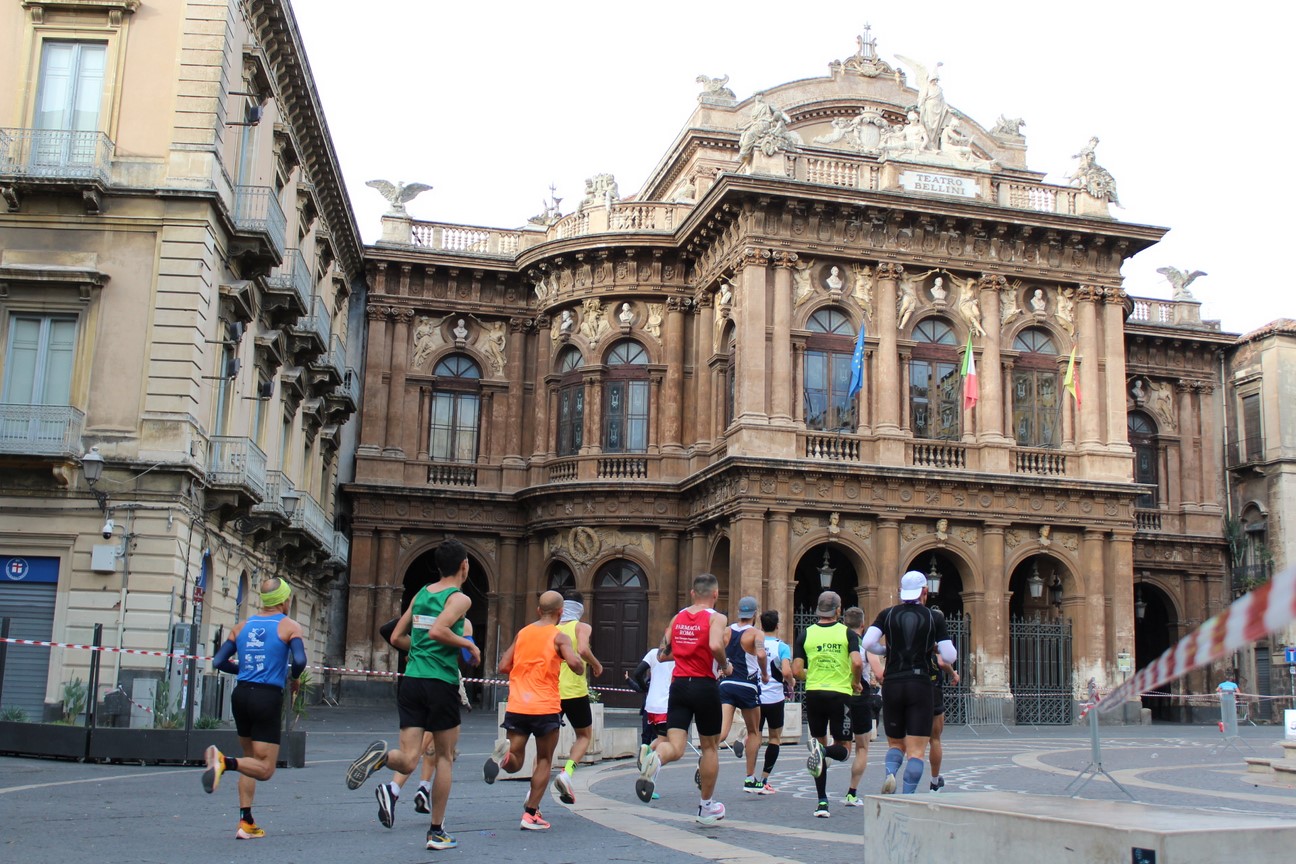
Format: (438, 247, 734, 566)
(847, 319, 867, 398)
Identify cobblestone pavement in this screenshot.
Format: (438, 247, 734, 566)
(2, 705, 1293, 863)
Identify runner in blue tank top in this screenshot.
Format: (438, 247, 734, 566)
(201, 577, 308, 839)
(716, 596, 769, 793)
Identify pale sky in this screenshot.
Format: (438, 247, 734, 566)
(293, 0, 1290, 336)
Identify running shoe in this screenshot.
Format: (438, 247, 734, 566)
(880, 772, 897, 794)
(930, 775, 945, 792)
(635, 749, 661, 803)
(346, 740, 388, 790)
(757, 781, 777, 795)
(553, 770, 576, 804)
(814, 800, 830, 818)
(743, 777, 763, 794)
(806, 739, 825, 778)
(637, 743, 651, 773)
(235, 820, 265, 839)
(696, 800, 726, 825)
(375, 783, 396, 828)
(201, 745, 225, 794)
(483, 738, 510, 784)
(651, 792, 660, 800)
(730, 738, 744, 760)
(843, 793, 863, 807)
(520, 811, 551, 831)
(426, 828, 458, 850)
(413, 787, 430, 814)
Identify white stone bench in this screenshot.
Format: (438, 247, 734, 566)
(863, 792, 1296, 864)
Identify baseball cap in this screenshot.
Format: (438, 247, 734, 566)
(816, 591, 841, 615)
(899, 570, 927, 601)
(738, 595, 758, 617)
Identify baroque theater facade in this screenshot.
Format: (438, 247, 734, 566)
(345, 35, 1229, 720)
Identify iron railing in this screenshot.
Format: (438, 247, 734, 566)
(0, 128, 114, 184)
(329, 530, 350, 567)
(233, 185, 287, 260)
(313, 335, 346, 380)
(0, 403, 85, 457)
(290, 295, 330, 355)
(251, 469, 294, 517)
(290, 491, 332, 549)
(941, 613, 972, 724)
(207, 436, 268, 501)
(1226, 436, 1264, 467)
(264, 247, 311, 313)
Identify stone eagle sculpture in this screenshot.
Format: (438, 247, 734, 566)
(1156, 266, 1207, 301)
(365, 179, 433, 215)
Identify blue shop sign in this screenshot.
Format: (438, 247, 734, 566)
(2, 555, 60, 583)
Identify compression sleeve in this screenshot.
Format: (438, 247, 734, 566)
(460, 635, 476, 665)
(379, 617, 399, 647)
(289, 637, 307, 679)
(936, 639, 957, 665)
(860, 626, 886, 655)
(212, 638, 238, 675)
(627, 660, 651, 692)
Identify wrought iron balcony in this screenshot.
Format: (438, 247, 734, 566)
(1226, 436, 1264, 468)
(207, 435, 268, 502)
(262, 247, 310, 325)
(0, 403, 85, 458)
(324, 366, 358, 421)
(288, 295, 330, 364)
(0, 128, 114, 212)
(231, 185, 287, 271)
(251, 469, 295, 518)
(288, 491, 332, 550)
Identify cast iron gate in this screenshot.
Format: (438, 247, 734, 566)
(942, 612, 971, 724)
(1009, 615, 1073, 725)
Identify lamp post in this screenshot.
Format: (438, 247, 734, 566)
(1027, 561, 1044, 599)
(1049, 574, 1064, 611)
(926, 554, 942, 596)
(80, 446, 108, 512)
(1134, 587, 1147, 621)
(817, 547, 835, 590)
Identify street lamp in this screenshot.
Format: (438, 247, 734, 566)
(1134, 587, 1147, 621)
(817, 547, 835, 589)
(232, 492, 300, 535)
(926, 554, 942, 596)
(1049, 574, 1064, 610)
(1027, 561, 1044, 599)
(79, 446, 108, 512)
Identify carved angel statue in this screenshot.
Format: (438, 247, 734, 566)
(738, 93, 803, 167)
(1156, 266, 1207, 301)
(896, 270, 922, 329)
(952, 274, 986, 337)
(792, 259, 816, 307)
(696, 73, 736, 100)
(1056, 287, 1076, 337)
(1001, 281, 1023, 324)
(1066, 137, 1121, 206)
(480, 321, 507, 376)
(411, 315, 440, 370)
(851, 263, 874, 320)
(365, 179, 433, 215)
(895, 55, 947, 150)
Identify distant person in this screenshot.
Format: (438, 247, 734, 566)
(1216, 675, 1238, 694)
(201, 577, 307, 840)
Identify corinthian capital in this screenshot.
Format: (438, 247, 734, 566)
(1075, 285, 1103, 303)
(876, 262, 904, 281)
(737, 246, 772, 269)
(772, 250, 800, 269)
(978, 273, 1008, 291)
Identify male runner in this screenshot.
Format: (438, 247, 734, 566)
(927, 641, 959, 791)
(346, 539, 478, 851)
(716, 595, 769, 792)
(553, 590, 604, 804)
(635, 572, 732, 825)
(201, 577, 307, 840)
(793, 590, 862, 818)
(483, 590, 584, 830)
(756, 609, 793, 794)
(842, 606, 884, 806)
(860, 570, 956, 795)
(628, 642, 673, 800)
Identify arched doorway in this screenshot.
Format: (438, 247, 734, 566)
(903, 550, 969, 722)
(1133, 580, 1177, 721)
(591, 559, 648, 708)
(1007, 554, 1074, 725)
(399, 548, 490, 678)
(904, 551, 964, 618)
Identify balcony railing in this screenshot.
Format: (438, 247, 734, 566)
(290, 492, 332, 549)
(548, 460, 578, 482)
(264, 247, 312, 314)
(289, 295, 330, 358)
(1226, 436, 1264, 467)
(1014, 447, 1068, 476)
(410, 222, 521, 256)
(233, 185, 287, 260)
(251, 469, 294, 517)
(597, 456, 648, 479)
(804, 433, 861, 462)
(0, 128, 114, 185)
(207, 436, 268, 501)
(428, 463, 478, 486)
(909, 440, 966, 469)
(0, 403, 85, 457)
(1134, 509, 1162, 532)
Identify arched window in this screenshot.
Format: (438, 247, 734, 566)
(548, 562, 575, 592)
(603, 340, 649, 453)
(804, 307, 857, 432)
(430, 354, 480, 463)
(596, 560, 645, 589)
(909, 318, 960, 440)
(723, 328, 736, 430)
(1128, 411, 1158, 507)
(1011, 328, 1060, 448)
(555, 347, 584, 456)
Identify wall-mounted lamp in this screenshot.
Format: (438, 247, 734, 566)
(1134, 587, 1147, 621)
(80, 446, 108, 512)
(1027, 561, 1044, 599)
(1049, 574, 1064, 610)
(926, 554, 942, 596)
(817, 547, 835, 589)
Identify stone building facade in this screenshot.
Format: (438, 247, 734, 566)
(344, 36, 1235, 719)
(0, 0, 362, 719)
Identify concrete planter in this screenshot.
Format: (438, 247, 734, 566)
(0, 721, 306, 767)
(0, 721, 87, 758)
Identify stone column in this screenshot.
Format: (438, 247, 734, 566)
(531, 316, 552, 460)
(416, 386, 430, 461)
(384, 309, 413, 457)
(735, 247, 771, 423)
(648, 372, 663, 452)
(661, 298, 686, 452)
(1108, 530, 1136, 686)
(978, 275, 1006, 441)
(503, 318, 527, 466)
(877, 518, 900, 602)
(1196, 382, 1219, 506)
(1101, 289, 1131, 447)
(978, 523, 1010, 690)
(732, 509, 766, 605)
(358, 305, 390, 453)
(345, 527, 376, 667)
(689, 529, 708, 591)
(875, 263, 902, 433)
(496, 535, 519, 669)
(1075, 287, 1101, 447)
(695, 299, 715, 447)
(771, 254, 796, 423)
(767, 510, 791, 617)
(581, 373, 600, 455)
(372, 529, 400, 671)
(1177, 380, 1200, 506)
(1081, 529, 1106, 677)
(792, 344, 806, 424)
(657, 531, 680, 641)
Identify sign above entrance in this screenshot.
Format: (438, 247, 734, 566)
(2, 556, 59, 583)
(899, 170, 980, 199)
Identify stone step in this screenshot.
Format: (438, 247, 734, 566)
(1245, 757, 1273, 773)
(1280, 740, 1296, 761)
(1273, 761, 1296, 775)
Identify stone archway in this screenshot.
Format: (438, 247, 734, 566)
(1133, 580, 1178, 721)
(399, 549, 490, 682)
(591, 558, 649, 708)
(1006, 553, 1075, 725)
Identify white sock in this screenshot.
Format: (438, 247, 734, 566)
(418, 780, 431, 792)
(700, 798, 712, 807)
(746, 775, 755, 782)
(387, 781, 400, 797)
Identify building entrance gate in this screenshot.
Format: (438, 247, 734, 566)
(942, 612, 971, 724)
(1009, 616, 1073, 725)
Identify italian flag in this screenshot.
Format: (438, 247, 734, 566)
(961, 332, 978, 410)
(1064, 345, 1081, 407)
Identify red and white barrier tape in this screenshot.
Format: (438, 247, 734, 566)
(0, 637, 637, 693)
(1082, 563, 1296, 719)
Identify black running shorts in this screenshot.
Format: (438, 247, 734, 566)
(397, 676, 462, 732)
(846, 694, 878, 738)
(881, 677, 935, 739)
(932, 682, 945, 717)
(718, 680, 760, 710)
(804, 690, 850, 741)
(758, 701, 785, 732)
(667, 676, 722, 737)
(501, 711, 562, 737)
(561, 696, 594, 729)
(231, 681, 284, 744)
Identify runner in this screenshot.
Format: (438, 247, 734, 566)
(860, 570, 956, 795)
(629, 641, 674, 800)
(793, 590, 862, 818)
(716, 595, 769, 793)
(345, 539, 478, 851)
(483, 590, 584, 831)
(756, 609, 793, 794)
(841, 606, 884, 807)
(635, 572, 732, 826)
(928, 644, 959, 792)
(201, 577, 307, 840)
(553, 590, 604, 805)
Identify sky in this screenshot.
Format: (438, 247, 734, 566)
(291, 0, 1290, 336)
